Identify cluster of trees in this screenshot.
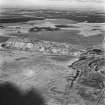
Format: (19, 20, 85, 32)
(29, 27, 60, 32)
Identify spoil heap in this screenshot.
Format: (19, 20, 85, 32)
(0, 37, 39, 50)
(68, 48, 105, 105)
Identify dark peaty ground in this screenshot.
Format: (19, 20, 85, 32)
(0, 82, 47, 105)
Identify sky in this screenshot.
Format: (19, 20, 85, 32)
(0, 0, 105, 10)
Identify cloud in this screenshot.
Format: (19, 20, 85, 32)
(49, 0, 104, 3)
(78, 0, 104, 3)
(0, 0, 104, 9)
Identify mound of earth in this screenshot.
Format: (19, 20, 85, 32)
(69, 48, 105, 105)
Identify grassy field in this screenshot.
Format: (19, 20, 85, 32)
(49, 55, 75, 62)
(10, 29, 104, 49)
(0, 36, 10, 42)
